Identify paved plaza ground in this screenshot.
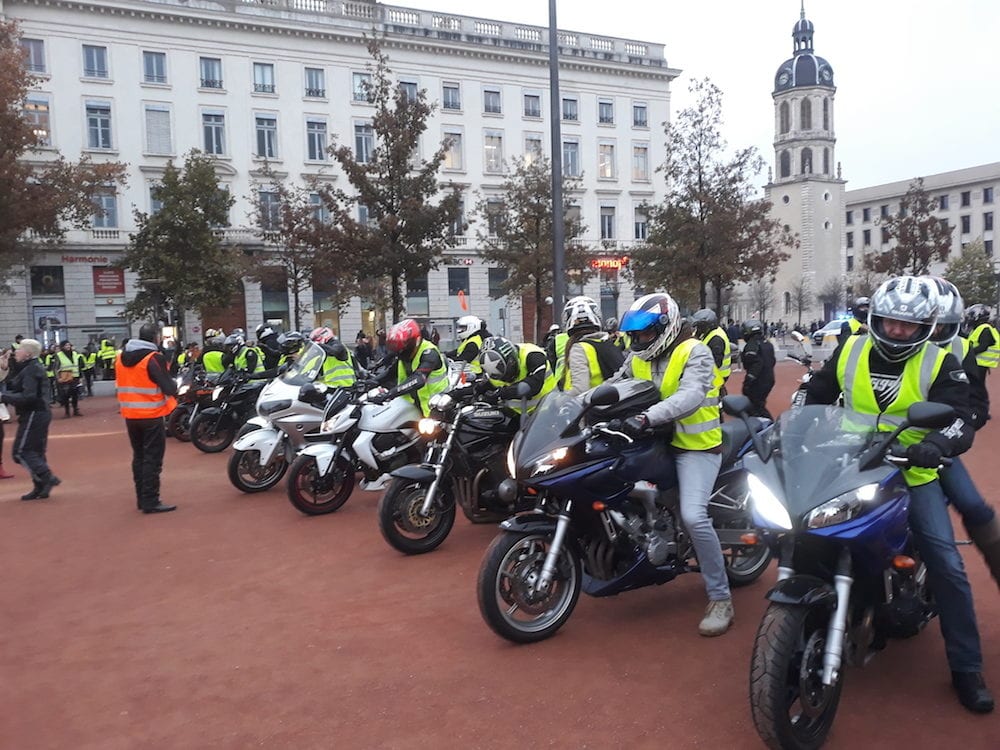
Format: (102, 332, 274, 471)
(3, 363, 999, 749)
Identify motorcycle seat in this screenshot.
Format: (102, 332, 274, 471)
(720, 418, 768, 465)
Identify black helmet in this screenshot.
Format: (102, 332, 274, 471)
(479, 336, 519, 382)
(223, 333, 245, 355)
(965, 303, 992, 328)
(741, 319, 763, 339)
(852, 297, 870, 323)
(691, 308, 718, 337)
(278, 331, 305, 355)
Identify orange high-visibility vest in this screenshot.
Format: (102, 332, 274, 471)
(115, 352, 176, 419)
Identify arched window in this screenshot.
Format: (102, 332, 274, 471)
(822, 98, 830, 130)
(779, 150, 790, 178)
(779, 101, 790, 134)
(800, 98, 812, 130)
(823, 148, 830, 175)
(801, 147, 812, 175)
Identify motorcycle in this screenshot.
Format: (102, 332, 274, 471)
(725, 395, 954, 750)
(787, 331, 819, 408)
(167, 368, 217, 442)
(227, 342, 337, 493)
(377, 383, 522, 555)
(476, 381, 773, 644)
(189, 370, 266, 454)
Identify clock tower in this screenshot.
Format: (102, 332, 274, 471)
(765, 3, 846, 323)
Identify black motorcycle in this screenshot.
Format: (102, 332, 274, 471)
(189, 371, 266, 453)
(167, 368, 218, 442)
(377, 384, 522, 554)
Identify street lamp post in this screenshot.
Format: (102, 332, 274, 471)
(548, 0, 566, 319)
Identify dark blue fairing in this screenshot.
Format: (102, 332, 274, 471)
(583, 548, 681, 597)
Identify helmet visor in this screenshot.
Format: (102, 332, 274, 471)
(620, 309, 661, 333)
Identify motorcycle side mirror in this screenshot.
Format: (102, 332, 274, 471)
(515, 381, 533, 398)
(721, 394, 752, 417)
(790, 329, 813, 357)
(906, 402, 956, 429)
(791, 330, 805, 343)
(588, 384, 620, 408)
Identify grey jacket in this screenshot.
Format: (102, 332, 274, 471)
(564, 332, 613, 396)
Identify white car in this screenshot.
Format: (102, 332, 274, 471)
(811, 320, 846, 346)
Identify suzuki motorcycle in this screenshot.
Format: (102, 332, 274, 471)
(726, 396, 954, 750)
(189, 371, 266, 453)
(476, 381, 772, 644)
(377, 384, 522, 555)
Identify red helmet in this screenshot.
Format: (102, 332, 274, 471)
(387, 319, 422, 356)
(310, 326, 335, 344)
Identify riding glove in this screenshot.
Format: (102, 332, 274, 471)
(906, 441, 943, 468)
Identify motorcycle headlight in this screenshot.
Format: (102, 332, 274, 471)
(418, 418, 441, 436)
(805, 483, 880, 529)
(506, 441, 516, 478)
(747, 473, 793, 530)
(178, 384, 190, 395)
(212, 385, 224, 401)
(531, 446, 569, 477)
(428, 393, 453, 411)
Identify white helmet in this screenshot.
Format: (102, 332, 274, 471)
(455, 315, 483, 342)
(620, 293, 682, 361)
(868, 276, 939, 363)
(562, 296, 602, 334)
(923, 276, 963, 346)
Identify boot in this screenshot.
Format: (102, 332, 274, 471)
(966, 515, 1000, 590)
(21, 478, 44, 501)
(35, 473, 61, 499)
(0, 463, 14, 479)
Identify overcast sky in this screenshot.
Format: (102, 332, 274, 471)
(400, 0, 999, 192)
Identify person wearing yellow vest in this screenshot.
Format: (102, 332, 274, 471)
(964, 302, 1000, 376)
(446, 315, 491, 375)
(837, 296, 870, 346)
(804, 275, 992, 714)
(477, 336, 556, 414)
(609, 292, 731, 637)
(116, 323, 178, 514)
(200, 331, 226, 374)
(309, 327, 357, 389)
(369, 319, 448, 417)
(54, 341, 83, 418)
(97, 337, 117, 380)
(81, 345, 97, 396)
(222, 333, 265, 378)
(691, 308, 732, 394)
(604, 316, 631, 351)
(559, 296, 623, 396)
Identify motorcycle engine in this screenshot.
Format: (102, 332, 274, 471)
(608, 506, 677, 566)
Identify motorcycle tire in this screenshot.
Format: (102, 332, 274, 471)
(377, 478, 457, 555)
(719, 525, 773, 587)
(286, 453, 354, 515)
(227, 449, 287, 493)
(190, 412, 237, 454)
(749, 603, 844, 750)
(477, 531, 581, 644)
(168, 405, 193, 443)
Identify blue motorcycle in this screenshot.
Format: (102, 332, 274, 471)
(476, 381, 772, 644)
(726, 396, 955, 750)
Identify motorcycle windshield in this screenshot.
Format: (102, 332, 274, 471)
(516, 391, 583, 465)
(280, 343, 327, 386)
(763, 404, 895, 517)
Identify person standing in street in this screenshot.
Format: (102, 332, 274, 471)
(0, 339, 60, 500)
(54, 341, 83, 418)
(740, 319, 775, 419)
(0, 348, 17, 479)
(116, 323, 178, 514)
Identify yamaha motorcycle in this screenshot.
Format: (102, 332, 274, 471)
(727, 396, 954, 750)
(189, 371, 266, 453)
(476, 381, 772, 644)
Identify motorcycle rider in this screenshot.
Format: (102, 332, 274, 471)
(309, 327, 357, 389)
(255, 324, 282, 370)
(478, 336, 555, 413)
(544, 324, 568, 384)
(691, 309, 732, 394)
(837, 296, 870, 346)
(605, 316, 631, 351)
(559, 296, 623, 396)
(804, 275, 993, 714)
(276, 331, 305, 366)
(609, 293, 733, 637)
(740, 319, 775, 419)
(221, 333, 265, 378)
(963, 303, 999, 420)
(369, 319, 448, 417)
(199, 330, 226, 374)
(445, 315, 491, 374)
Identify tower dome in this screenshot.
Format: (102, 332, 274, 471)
(774, 3, 834, 92)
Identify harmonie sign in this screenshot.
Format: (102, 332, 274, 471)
(590, 256, 630, 270)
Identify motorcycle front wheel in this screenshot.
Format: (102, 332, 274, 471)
(228, 449, 287, 493)
(190, 412, 237, 453)
(477, 531, 581, 644)
(286, 453, 354, 515)
(377, 478, 457, 555)
(749, 603, 844, 750)
(167, 405, 193, 442)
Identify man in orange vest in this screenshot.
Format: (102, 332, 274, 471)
(115, 323, 178, 514)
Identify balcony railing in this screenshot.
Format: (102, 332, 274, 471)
(253, 83, 276, 93)
(201, 78, 224, 89)
(83, 67, 108, 78)
(304, 87, 326, 97)
(91, 229, 121, 240)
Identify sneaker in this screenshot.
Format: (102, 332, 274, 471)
(698, 598, 735, 637)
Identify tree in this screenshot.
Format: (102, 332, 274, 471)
(475, 156, 591, 343)
(629, 78, 793, 310)
(749, 278, 777, 323)
(118, 150, 242, 326)
(788, 278, 814, 325)
(315, 38, 462, 323)
(848, 261, 883, 298)
(866, 177, 952, 276)
(816, 276, 846, 320)
(946, 239, 998, 306)
(0, 20, 126, 279)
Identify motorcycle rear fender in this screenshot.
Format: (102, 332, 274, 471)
(499, 513, 557, 535)
(765, 575, 837, 609)
(390, 464, 436, 483)
(299, 442, 338, 475)
(233, 428, 283, 466)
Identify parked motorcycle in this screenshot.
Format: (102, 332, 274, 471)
(377, 383, 522, 554)
(189, 371, 266, 453)
(167, 369, 217, 442)
(725, 396, 953, 750)
(476, 381, 772, 644)
(787, 330, 819, 408)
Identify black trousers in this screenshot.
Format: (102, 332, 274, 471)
(13, 410, 53, 482)
(58, 380, 79, 413)
(126, 417, 166, 510)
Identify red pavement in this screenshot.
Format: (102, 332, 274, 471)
(2, 363, 998, 749)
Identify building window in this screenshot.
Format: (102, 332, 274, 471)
(823, 148, 830, 175)
(961, 190, 971, 207)
(149, 184, 164, 215)
(484, 132, 503, 173)
(779, 101, 790, 134)
(488, 267, 508, 297)
(398, 81, 418, 103)
(202, 112, 225, 155)
(442, 82, 461, 110)
(200, 57, 222, 89)
(86, 102, 112, 149)
(308, 193, 329, 223)
(142, 51, 166, 84)
(846, 210, 853, 225)
(486, 200, 505, 236)
(483, 88, 502, 114)
(598, 143, 616, 179)
(800, 147, 812, 175)
(880, 227, 890, 244)
(862, 207, 871, 223)
(940, 218, 950, 233)
(24, 95, 51, 147)
(800, 98, 812, 130)
(82, 45, 108, 78)
(985, 187, 995, 204)
(779, 150, 790, 178)
(846, 255, 854, 272)
(985, 212, 994, 231)
(30, 266, 65, 296)
(632, 103, 647, 128)
(846, 232, 853, 249)
(447, 267, 469, 296)
(443, 131, 463, 170)
(523, 93, 541, 118)
(961, 215, 971, 234)
(878, 204, 888, 219)
(632, 144, 649, 181)
(144, 105, 171, 154)
(304, 67, 325, 98)
(255, 116, 278, 158)
(253, 63, 275, 94)
(634, 209, 648, 240)
(598, 99, 614, 124)
(862, 229, 871, 246)
(524, 135, 543, 166)
(21, 38, 46, 73)
(562, 97, 578, 122)
(986, 240, 994, 257)
(939, 194, 949, 210)
(258, 191, 280, 230)
(352, 72, 372, 102)
(306, 120, 327, 161)
(354, 123, 374, 164)
(404, 273, 429, 317)
(562, 140, 580, 177)
(822, 98, 829, 130)
(92, 191, 118, 228)
(449, 198, 464, 237)
(600, 206, 616, 240)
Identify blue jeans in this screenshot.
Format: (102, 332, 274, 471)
(675, 450, 730, 601)
(939, 457, 995, 528)
(908, 479, 983, 672)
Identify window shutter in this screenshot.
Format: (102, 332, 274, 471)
(145, 107, 171, 154)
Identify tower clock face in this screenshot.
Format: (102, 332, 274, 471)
(822, 68, 832, 82)
(778, 71, 790, 86)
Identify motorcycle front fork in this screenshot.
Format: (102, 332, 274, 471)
(419, 426, 458, 517)
(537, 500, 574, 591)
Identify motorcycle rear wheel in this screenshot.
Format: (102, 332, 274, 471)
(721, 533, 772, 587)
(168, 405, 193, 442)
(377, 478, 457, 554)
(190, 412, 237, 453)
(477, 531, 581, 644)
(749, 603, 844, 750)
(286, 453, 354, 515)
(228, 449, 287, 493)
